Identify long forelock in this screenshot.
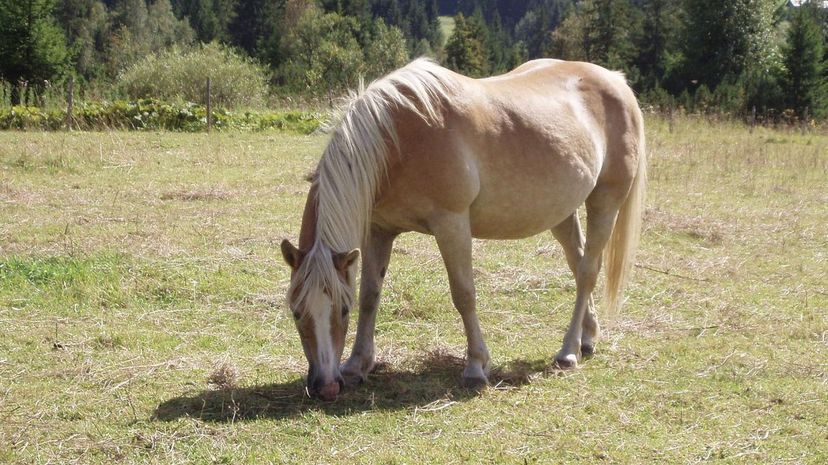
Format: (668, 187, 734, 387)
(288, 243, 354, 323)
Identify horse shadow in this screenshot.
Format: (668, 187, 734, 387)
(153, 351, 561, 422)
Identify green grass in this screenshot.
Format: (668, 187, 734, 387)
(0, 118, 826, 464)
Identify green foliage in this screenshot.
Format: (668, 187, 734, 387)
(171, 0, 238, 43)
(278, 7, 409, 95)
(782, 1, 827, 118)
(678, 0, 783, 91)
(107, 0, 195, 72)
(0, 99, 322, 132)
(117, 42, 269, 108)
(364, 19, 410, 79)
(0, 0, 70, 103)
(56, 0, 109, 81)
(582, 0, 639, 71)
(635, 0, 682, 89)
(278, 8, 366, 94)
(1, 0, 825, 119)
(444, 13, 489, 77)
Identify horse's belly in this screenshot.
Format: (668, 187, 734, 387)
(468, 177, 592, 239)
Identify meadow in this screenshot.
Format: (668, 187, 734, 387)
(0, 117, 826, 464)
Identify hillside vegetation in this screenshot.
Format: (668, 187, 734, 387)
(1, 1, 826, 120)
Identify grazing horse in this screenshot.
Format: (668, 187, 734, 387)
(281, 58, 646, 401)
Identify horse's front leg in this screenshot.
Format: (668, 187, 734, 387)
(430, 212, 490, 388)
(341, 225, 396, 386)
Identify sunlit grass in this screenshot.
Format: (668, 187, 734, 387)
(0, 118, 826, 463)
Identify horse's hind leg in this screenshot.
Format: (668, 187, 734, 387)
(341, 225, 396, 386)
(555, 189, 624, 368)
(550, 212, 599, 357)
(430, 211, 490, 388)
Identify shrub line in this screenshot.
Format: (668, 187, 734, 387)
(0, 99, 322, 133)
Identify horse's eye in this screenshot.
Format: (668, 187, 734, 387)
(292, 311, 300, 321)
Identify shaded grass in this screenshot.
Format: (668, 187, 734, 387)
(0, 119, 826, 464)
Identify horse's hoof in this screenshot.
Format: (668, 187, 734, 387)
(461, 375, 489, 391)
(580, 343, 595, 358)
(554, 353, 578, 369)
(341, 371, 365, 387)
(340, 359, 372, 387)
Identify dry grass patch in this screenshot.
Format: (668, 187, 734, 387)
(160, 186, 232, 202)
(1, 122, 827, 464)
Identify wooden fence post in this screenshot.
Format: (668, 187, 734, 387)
(206, 76, 212, 132)
(65, 76, 74, 130)
(749, 106, 756, 134)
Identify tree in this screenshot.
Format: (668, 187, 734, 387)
(782, 1, 826, 118)
(635, 0, 681, 90)
(444, 13, 488, 76)
(56, 0, 109, 81)
(229, 0, 284, 58)
(0, 0, 69, 104)
(107, 0, 194, 73)
(170, 0, 237, 42)
(581, 0, 638, 70)
(364, 18, 409, 80)
(678, 0, 782, 92)
(278, 7, 365, 94)
(548, 0, 638, 72)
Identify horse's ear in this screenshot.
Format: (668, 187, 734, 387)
(333, 249, 360, 272)
(281, 239, 303, 270)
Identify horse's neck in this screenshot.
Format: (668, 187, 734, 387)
(298, 183, 319, 252)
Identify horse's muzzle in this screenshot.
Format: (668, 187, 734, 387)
(309, 367, 345, 401)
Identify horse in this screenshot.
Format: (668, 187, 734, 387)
(281, 58, 646, 401)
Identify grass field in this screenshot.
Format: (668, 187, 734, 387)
(1, 118, 826, 464)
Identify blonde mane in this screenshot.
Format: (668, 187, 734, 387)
(290, 59, 456, 315)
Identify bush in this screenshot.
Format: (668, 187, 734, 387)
(117, 43, 269, 109)
(0, 99, 322, 133)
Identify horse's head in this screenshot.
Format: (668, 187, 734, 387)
(280, 239, 359, 401)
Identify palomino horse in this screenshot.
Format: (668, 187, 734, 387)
(281, 59, 646, 400)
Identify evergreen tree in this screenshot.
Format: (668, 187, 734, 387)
(581, 0, 637, 70)
(364, 18, 409, 79)
(108, 0, 193, 72)
(229, 0, 284, 57)
(278, 7, 366, 93)
(57, 0, 109, 80)
(678, 0, 781, 92)
(783, 0, 826, 118)
(0, 0, 69, 104)
(371, 0, 402, 28)
(635, 0, 680, 89)
(444, 13, 488, 76)
(171, 0, 237, 42)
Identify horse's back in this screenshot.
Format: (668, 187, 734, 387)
(374, 60, 643, 239)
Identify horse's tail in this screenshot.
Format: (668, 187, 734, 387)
(603, 115, 647, 318)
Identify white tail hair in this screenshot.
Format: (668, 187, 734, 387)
(603, 109, 647, 317)
(290, 59, 456, 316)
